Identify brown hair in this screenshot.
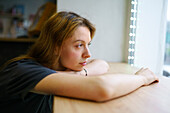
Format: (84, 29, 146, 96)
(2, 11, 96, 69)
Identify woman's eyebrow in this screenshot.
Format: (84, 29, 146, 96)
(74, 40, 84, 43)
(74, 40, 91, 44)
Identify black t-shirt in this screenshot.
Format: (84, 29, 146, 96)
(0, 59, 56, 113)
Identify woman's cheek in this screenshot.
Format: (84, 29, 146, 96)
(69, 51, 80, 60)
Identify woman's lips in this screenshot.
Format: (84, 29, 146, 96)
(80, 62, 87, 66)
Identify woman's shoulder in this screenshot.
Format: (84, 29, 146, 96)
(11, 58, 40, 66)
(0, 58, 56, 98)
(1, 58, 38, 71)
(0, 57, 56, 78)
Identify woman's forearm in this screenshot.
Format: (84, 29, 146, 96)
(94, 74, 146, 101)
(84, 59, 109, 76)
(52, 67, 158, 102)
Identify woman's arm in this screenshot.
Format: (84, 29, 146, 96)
(83, 59, 110, 76)
(33, 68, 158, 102)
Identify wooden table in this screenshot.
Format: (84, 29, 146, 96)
(53, 63, 170, 113)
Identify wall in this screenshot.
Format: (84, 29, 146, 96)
(58, 0, 131, 62)
(134, 0, 168, 74)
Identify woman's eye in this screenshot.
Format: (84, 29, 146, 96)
(88, 42, 91, 46)
(76, 44, 83, 48)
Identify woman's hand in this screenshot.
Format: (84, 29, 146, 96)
(135, 68, 159, 86)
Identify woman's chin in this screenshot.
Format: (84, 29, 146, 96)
(69, 67, 83, 71)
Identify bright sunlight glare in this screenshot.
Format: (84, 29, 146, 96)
(167, 0, 170, 21)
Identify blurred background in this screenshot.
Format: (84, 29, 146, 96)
(0, 0, 56, 38)
(0, 0, 56, 66)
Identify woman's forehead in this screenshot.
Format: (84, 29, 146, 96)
(69, 26, 91, 42)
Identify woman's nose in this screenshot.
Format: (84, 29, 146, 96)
(83, 47, 91, 58)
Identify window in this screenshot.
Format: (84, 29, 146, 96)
(163, 0, 170, 77)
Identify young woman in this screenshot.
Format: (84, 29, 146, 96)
(0, 11, 158, 113)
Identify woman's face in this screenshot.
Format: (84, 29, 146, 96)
(59, 26, 91, 71)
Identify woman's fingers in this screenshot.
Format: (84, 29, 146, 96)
(135, 67, 159, 85)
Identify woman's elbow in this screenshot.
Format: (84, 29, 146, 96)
(92, 77, 115, 102)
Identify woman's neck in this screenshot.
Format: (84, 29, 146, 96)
(51, 60, 66, 71)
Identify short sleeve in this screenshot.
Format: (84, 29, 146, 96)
(0, 59, 56, 98)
